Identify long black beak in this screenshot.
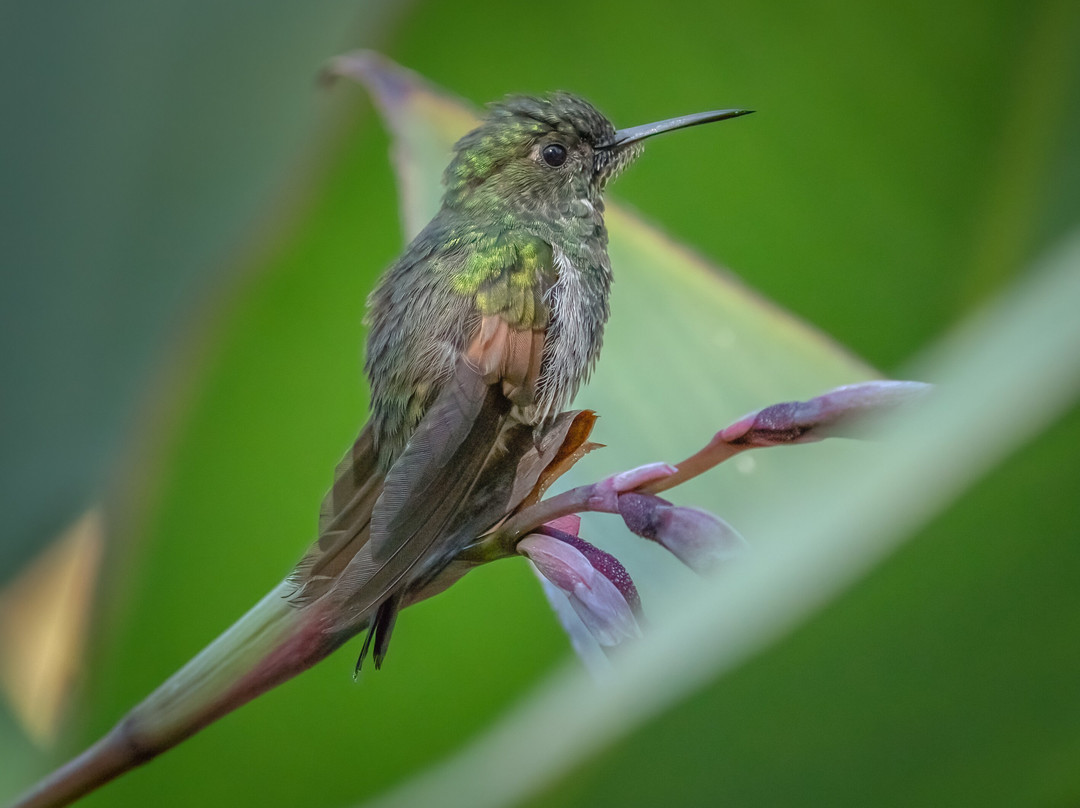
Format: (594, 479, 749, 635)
(600, 108, 753, 149)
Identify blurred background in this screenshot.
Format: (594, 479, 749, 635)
(2, 0, 1079, 806)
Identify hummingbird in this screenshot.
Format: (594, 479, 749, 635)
(289, 93, 752, 670)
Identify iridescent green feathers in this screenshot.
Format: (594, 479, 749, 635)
(443, 93, 619, 205)
(452, 231, 554, 324)
(365, 92, 627, 468)
(292, 92, 631, 668)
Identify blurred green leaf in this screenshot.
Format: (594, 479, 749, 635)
(0, 705, 38, 802)
(0, 0, 401, 581)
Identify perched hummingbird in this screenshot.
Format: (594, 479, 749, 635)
(290, 93, 752, 669)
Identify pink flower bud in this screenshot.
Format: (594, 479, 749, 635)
(517, 529, 642, 647)
(719, 380, 932, 446)
(618, 492, 746, 573)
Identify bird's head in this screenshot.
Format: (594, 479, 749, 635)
(442, 92, 751, 217)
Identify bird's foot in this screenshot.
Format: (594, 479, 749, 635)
(586, 462, 678, 514)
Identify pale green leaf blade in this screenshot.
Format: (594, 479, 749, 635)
(0, 2, 401, 582)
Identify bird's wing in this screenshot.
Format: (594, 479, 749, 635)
(368, 316, 546, 560)
(363, 228, 557, 570)
(294, 235, 566, 669)
(333, 319, 547, 651)
(340, 323, 545, 668)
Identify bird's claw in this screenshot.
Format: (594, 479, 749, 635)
(587, 462, 678, 513)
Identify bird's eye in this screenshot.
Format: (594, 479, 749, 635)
(542, 143, 568, 167)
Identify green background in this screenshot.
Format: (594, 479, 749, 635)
(3, 0, 1079, 806)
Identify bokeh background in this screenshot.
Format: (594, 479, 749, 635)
(3, 1, 1079, 806)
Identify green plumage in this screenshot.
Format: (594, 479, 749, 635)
(365, 93, 630, 467)
(287, 91, 750, 670)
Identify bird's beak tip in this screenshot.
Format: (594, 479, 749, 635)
(603, 107, 755, 149)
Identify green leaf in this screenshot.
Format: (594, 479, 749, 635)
(0, 0, 400, 581)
